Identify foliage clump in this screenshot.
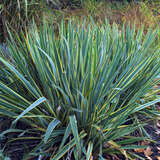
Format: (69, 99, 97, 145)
(0, 20, 160, 159)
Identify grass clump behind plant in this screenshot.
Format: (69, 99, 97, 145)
(0, 0, 46, 42)
(0, 20, 160, 159)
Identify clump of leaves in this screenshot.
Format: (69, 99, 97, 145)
(0, 19, 160, 159)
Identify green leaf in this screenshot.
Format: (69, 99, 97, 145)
(132, 98, 160, 113)
(44, 119, 60, 143)
(120, 145, 148, 150)
(117, 137, 147, 145)
(59, 123, 71, 150)
(13, 97, 47, 123)
(52, 131, 86, 160)
(86, 142, 93, 160)
(69, 115, 81, 155)
(0, 129, 24, 138)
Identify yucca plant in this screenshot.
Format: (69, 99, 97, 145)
(0, 20, 160, 159)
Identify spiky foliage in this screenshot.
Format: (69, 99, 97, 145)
(0, 20, 160, 159)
